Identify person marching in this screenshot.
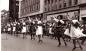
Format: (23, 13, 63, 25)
(53, 16, 67, 47)
(64, 19, 86, 51)
(36, 18, 43, 43)
(81, 24, 86, 45)
(49, 23, 54, 39)
(22, 22, 27, 39)
(10, 23, 13, 35)
(13, 22, 16, 36)
(15, 22, 20, 37)
(7, 23, 11, 34)
(30, 21, 36, 40)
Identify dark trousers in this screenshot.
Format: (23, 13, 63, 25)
(38, 35, 43, 43)
(56, 32, 67, 47)
(31, 33, 35, 40)
(72, 38, 83, 51)
(81, 37, 86, 45)
(23, 32, 27, 39)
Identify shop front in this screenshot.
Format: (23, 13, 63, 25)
(44, 6, 80, 22)
(80, 6, 86, 24)
(47, 11, 79, 21)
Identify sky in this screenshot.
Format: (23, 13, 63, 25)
(0, 0, 9, 11)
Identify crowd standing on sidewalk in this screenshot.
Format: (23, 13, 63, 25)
(2, 16, 86, 51)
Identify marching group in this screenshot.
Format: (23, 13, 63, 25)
(2, 17, 86, 51)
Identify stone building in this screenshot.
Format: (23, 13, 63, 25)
(9, 0, 19, 22)
(20, 0, 45, 21)
(20, 0, 86, 23)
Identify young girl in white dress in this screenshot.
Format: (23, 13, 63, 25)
(64, 20, 86, 51)
(36, 20, 43, 43)
(22, 22, 27, 39)
(13, 23, 16, 35)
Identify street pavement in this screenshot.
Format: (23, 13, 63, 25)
(1, 33, 86, 51)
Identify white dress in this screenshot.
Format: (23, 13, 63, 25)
(8, 27, 11, 31)
(22, 26, 26, 33)
(49, 28, 53, 34)
(36, 26, 43, 35)
(36, 21, 43, 35)
(13, 27, 16, 31)
(64, 25, 86, 38)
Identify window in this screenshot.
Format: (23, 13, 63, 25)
(35, 4, 37, 11)
(45, 0, 48, 5)
(32, 5, 34, 12)
(59, 4, 61, 8)
(55, 0, 57, 2)
(30, 6, 31, 12)
(37, 4, 39, 10)
(69, 0, 72, 6)
(48, 0, 50, 4)
(64, 0, 66, 7)
(51, 0, 54, 4)
(32, 6, 33, 12)
(74, 0, 78, 5)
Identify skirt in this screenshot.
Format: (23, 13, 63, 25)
(64, 29, 70, 36)
(36, 26, 43, 35)
(49, 28, 53, 34)
(64, 26, 86, 38)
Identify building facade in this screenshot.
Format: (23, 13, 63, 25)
(20, 0, 44, 20)
(9, 0, 19, 22)
(20, 0, 86, 23)
(44, 0, 79, 21)
(78, 0, 86, 23)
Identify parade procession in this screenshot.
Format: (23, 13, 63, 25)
(1, 0, 86, 51)
(2, 16, 86, 51)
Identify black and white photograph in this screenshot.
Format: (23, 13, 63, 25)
(1, 0, 86, 51)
